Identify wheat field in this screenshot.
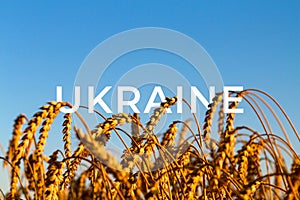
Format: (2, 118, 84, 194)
(1, 89, 299, 200)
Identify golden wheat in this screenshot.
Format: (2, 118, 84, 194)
(1, 91, 299, 200)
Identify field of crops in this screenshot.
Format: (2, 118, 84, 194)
(1, 89, 299, 200)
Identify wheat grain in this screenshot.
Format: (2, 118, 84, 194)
(2, 92, 299, 199)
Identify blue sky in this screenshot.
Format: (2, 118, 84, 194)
(0, 1, 299, 194)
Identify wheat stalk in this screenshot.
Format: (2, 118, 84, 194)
(2, 91, 299, 199)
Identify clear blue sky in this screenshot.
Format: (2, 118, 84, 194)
(0, 1, 299, 194)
